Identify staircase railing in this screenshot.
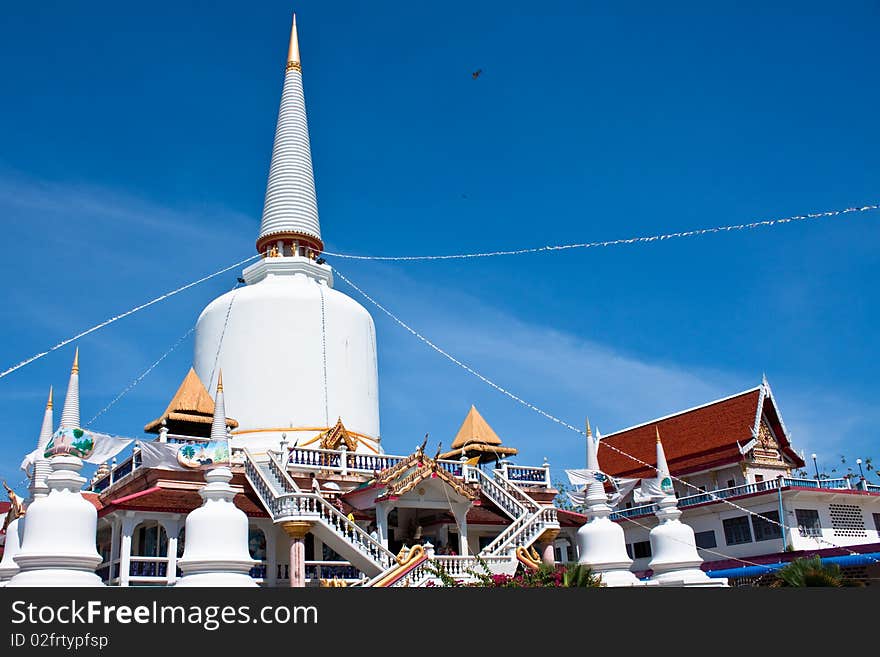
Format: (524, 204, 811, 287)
(393, 555, 518, 587)
(492, 468, 542, 512)
(242, 449, 395, 571)
(266, 450, 300, 493)
(479, 507, 558, 557)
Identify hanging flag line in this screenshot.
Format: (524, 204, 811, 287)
(0, 254, 260, 382)
(323, 203, 879, 261)
(84, 324, 197, 427)
(331, 265, 880, 565)
(207, 283, 242, 395)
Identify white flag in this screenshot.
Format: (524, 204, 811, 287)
(565, 468, 608, 487)
(85, 432, 133, 465)
(138, 441, 188, 471)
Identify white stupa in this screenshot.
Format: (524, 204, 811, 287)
(648, 429, 727, 587)
(7, 350, 104, 587)
(176, 373, 258, 587)
(0, 387, 55, 585)
(575, 422, 643, 586)
(194, 14, 380, 455)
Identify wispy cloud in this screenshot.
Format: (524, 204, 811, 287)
(347, 265, 877, 472)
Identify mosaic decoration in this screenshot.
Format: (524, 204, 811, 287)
(660, 475, 674, 495)
(44, 427, 95, 459)
(176, 440, 229, 469)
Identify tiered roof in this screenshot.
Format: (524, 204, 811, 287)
(439, 405, 518, 463)
(144, 368, 238, 436)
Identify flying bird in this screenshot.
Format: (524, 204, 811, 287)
(471, 69, 482, 80)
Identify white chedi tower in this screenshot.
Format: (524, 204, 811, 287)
(648, 429, 727, 587)
(8, 350, 104, 587)
(176, 374, 258, 587)
(0, 387, 55, 585)
(575, 421, 643, 587)
(194, 14, 380, 456)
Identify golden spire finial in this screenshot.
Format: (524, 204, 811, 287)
(71, 347, 79, 374)
(286, 13, 301, 72)
(585, 417, 592, 437)
(655, 425, 662, 444)
(217, 370, 224, 393)
(46, 386, 53, 410)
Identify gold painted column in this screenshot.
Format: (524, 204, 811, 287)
(281, 521, 312, 588)
(537, 528, 560, 566)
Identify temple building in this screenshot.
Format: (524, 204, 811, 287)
(2, 16, 879, 588)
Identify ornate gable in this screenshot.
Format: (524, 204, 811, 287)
(318, 418, 358, 451)
(374, 446, 478, 501)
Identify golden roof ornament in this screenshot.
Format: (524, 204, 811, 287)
(286, 14, 302, 72)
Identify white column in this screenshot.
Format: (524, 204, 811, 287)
(109, 518, 120, 585)
(452, 503, 470, 556)
(376, 502, 390, 549)
(339, 445, 348, 476)
(119, 515, 136, 587)
(265, 524, 278, 587)
(162, 518, 180, 586)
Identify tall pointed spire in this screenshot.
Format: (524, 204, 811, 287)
(256, 13, 322, 256)
(59, 348, 80, 429)
(654, 426, 673, 497)
(287, 13, 301, 70)
(210, 371, 228, 443)
(37, 387, 54, 453)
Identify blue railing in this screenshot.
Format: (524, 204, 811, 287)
(610, 503, 656, 520)
(781, 477, 850, 490)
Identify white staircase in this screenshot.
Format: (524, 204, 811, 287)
(243, 449, 396, 577)
(467, 465, 559, 558)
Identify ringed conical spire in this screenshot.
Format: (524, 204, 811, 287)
(59, 348, 80, 429)
(257, 13, 322, 255)
(37, 387, 54, 452)
(210, 371, 228, 443)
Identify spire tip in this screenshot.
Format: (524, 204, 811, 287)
(71, 347, 79, 374)
(287, 12, 301, 71)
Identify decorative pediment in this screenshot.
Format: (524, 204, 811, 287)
(319, 418, 358, 452)
(374, 446, 478, 501)
(752, 418, 783, 464)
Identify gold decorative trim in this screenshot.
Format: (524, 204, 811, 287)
(281, 520, 313, 539)
(286, 61, 302, 72)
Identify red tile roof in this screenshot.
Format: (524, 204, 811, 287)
(598, 386, 803, 479)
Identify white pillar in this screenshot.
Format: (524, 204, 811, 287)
(108, 518, 120, 585)
(376, 502, 390, 549)
(265, 524, 278, 587)
(452, 503, 470, 556)
(339, 445, 348, 476)
(162, 518, 180, 586)
(119, 515, 136, 587)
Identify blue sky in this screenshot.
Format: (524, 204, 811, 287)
(1, 1, 878, 491)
